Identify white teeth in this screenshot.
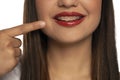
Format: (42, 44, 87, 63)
(57, 16, 81, 21)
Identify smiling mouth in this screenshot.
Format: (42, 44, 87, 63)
(55, 16, 84, 22)
(53, 12, 86, 27)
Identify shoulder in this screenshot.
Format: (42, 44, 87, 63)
(0, 63, 21, 80)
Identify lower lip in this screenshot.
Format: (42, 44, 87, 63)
(54, 17, 85, 27)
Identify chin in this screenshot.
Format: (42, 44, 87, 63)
(50, 35, 90, 45)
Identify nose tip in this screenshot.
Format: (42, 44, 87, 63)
(58, 0, 79, 8)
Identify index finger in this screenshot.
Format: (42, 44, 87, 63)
(2, 21, 46, 37)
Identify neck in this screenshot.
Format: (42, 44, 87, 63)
(47, 36, 92, 80)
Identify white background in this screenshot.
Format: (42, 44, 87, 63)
(0, 0, 120, 71)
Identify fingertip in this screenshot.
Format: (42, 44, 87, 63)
(38, 21, 46, 27)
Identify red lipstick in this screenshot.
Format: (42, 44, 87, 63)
(53, 12, 86, 27)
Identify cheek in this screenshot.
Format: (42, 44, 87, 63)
(83, 0, 102, 15)
(80, 0, 102, 36)
(35, 0, 53, 19)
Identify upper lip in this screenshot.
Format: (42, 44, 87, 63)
(53, 11, 86, 19)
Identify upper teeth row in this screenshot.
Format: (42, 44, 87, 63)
(57, 16, 80, 21)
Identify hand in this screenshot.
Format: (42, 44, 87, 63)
(0, 21, 46, 77)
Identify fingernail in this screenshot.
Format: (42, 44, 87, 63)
(39, 21, 46, 27)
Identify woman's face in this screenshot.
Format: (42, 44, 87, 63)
(35, 0, 102, 43)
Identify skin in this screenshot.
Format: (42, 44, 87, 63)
(35, 0, 102, 80)
(0, 21, 46, 76)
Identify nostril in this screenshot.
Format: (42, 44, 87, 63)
(58, 0, 78, 8)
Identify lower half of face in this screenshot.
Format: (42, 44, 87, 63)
(36, 0, 102, 44)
